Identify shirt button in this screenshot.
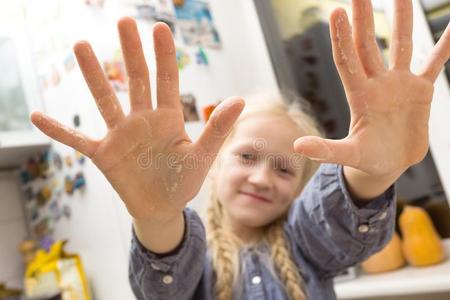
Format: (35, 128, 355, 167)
(251, 275, 262, 285)
(358, 224, 370, 233)
(162, 275, 173, 285)
(378, 211, 388, 220)
(150, 263, 161, 270)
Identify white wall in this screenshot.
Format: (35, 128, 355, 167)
(210, 0, 278, 95)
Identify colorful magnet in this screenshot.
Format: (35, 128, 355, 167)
(73, 114, 81, 127)
(202, 103, 217, 123)
(176, 48, 191, 70)
(180, 93, 200, 122)
(37, 161, 50, 179)
(53, 151, 63, 170)
(65, 155, 73, 168)
(173, 0, 185, 6)
(33, 218, 50, 239)
(175, 1, 222, 49)
(30, 204, 39, 222)
(196, 47, 209, 65)
(20, 150, 52, 184)
(73, 172, 86, 190)
(64, 53, 76, 72)
(26, 158, 40, 179)
(49, 200, 62, 221)
(75, 151, 86, 165)
(104, 49, 127, 92)
(65, 175, 74, 195)
(19, 169, 31, 185)
(135, 4, 158, 20)
(39, 235, 55, 252)
(37, 186, 52, 206)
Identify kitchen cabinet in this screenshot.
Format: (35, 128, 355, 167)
(0, 27, 49, 169)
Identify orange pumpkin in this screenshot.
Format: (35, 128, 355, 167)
(361, 232, 405, 273)
(399, 205, 446, 267)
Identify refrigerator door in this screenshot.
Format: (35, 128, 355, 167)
(254, 0, 450, 219)
(254, 0, 392, 140)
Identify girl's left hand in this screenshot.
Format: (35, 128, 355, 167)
(294, 0, 450, 177)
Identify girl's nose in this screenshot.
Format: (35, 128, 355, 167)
(248, 163, 273, 189)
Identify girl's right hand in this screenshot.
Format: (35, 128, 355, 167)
(30, 17, 244, 223)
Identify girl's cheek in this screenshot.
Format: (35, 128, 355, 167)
(279, 181, 299, 201)
(228, 161, 251, 177)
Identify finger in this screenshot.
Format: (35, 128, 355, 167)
(30, 111, 99, 158)
(329, 8, 366, 91)
(390, 0, 413, 70)
(420, 23, 450, 82)
(293, 136, 360, 167)
(153, 22, 180, 109)
(74, 41, 125, 129)
(118, 17, 152, 111)
(352, 0, 386, 76)
(195, 97, 245, 155)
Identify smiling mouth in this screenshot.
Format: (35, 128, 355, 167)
(240, 192, 272, 203)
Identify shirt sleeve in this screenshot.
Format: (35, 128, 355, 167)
(128, 207, 207, 300)
(287, 163, 396, 278)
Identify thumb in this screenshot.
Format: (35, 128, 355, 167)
(195, 96, 245, 155)
(293, 136, 360, 167)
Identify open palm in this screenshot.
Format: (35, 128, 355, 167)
(294, 0, 450, 176)
(31, 18, 244, 222)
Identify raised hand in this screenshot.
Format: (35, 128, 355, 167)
(294, 0, 450, 177)
(30, 18, 244, 222)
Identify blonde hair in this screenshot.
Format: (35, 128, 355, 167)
(206, 93, 323, 300)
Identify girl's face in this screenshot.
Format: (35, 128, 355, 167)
(214, 113, 305, 230)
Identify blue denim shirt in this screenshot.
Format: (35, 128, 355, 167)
(129, 164, 396, 300)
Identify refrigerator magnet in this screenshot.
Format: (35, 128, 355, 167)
(65, 175, 74, 195)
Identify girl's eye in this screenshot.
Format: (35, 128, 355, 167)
(241, 153, 254, 160)
(274, 162, 293, 176)
(239, 153, 256, 162)
(277, 167, 291, 175)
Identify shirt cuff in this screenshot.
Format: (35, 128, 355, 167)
(318, 163, 396, 244)
(334, 164, 396, 222)
(329, 163, 397, 244)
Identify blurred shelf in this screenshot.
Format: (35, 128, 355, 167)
(335, 239, 450, 299)
(0, 131, 49, 169)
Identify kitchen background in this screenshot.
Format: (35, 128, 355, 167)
(1, 0, 450, 299)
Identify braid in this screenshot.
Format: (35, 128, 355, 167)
(207, 191, 239, 300)
(267, 219, 306, 300)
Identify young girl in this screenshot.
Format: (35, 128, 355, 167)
(30, 0, 450, 299)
